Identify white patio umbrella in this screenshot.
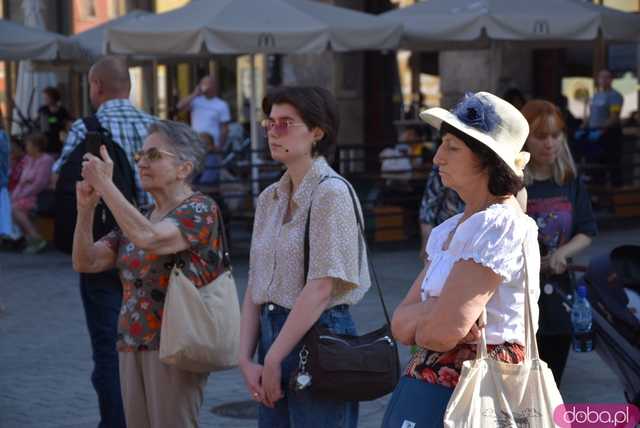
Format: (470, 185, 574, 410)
(105, 0, 402, 199)
(0, 18, 69, 61)
(105, 0, 401, 55)
(11, 0, 59, 135)
(383, 0, 640, 50)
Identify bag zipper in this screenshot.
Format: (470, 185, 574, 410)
(318, 335, 395, 347)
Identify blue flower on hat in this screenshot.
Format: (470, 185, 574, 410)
(452, 93, 501, 133)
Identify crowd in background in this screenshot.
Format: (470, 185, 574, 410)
(0, 63, 633, 257)
(0, 89, 69, 253)
(0, 71, 245, 255)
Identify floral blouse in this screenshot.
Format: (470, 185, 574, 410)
(101, 192, 225, 352)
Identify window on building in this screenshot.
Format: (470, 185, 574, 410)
(155, 0, 191, 13)
(108, 0, 125, 18)
(601, 0, 640, 12)
(77, 0, 97, 19)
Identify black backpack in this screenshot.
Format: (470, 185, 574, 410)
(54, 116, 138, 254)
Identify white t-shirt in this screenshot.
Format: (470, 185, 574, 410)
(190, 96, 231, 147)
(421, 203, 541, 346)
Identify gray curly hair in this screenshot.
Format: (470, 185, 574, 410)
(147, 120, 207, 183)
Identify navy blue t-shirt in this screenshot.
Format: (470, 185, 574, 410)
(526, 175, 597, 335)
(527, 176, 597, 256)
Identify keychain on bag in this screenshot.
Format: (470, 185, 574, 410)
(290, 346, 312, 392)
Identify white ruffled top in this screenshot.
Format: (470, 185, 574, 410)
(421, 203, 540, 346)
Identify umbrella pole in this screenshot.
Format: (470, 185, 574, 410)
(152, 59, 159, 116)
(593, 31, 606, 81)
(82, 72, 89, 116)
(250, 53, 260, 207)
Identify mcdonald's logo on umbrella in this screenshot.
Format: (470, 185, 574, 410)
(258, 33, 276, 48)
(533, 20, 550, 35)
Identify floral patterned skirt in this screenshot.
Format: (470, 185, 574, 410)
(405, 342, 525, 389)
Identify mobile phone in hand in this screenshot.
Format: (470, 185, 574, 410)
(85, 131, 102, 157)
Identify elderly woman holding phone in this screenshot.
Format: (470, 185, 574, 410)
(73, 120, 226, 428)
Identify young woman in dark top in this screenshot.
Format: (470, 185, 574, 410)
(522, 99, 598, 385)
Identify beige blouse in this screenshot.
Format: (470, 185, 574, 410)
(249, 157, 371, 309)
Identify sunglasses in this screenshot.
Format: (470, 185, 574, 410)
(134, 147, 177, 163)
(260, 118, 306, 134)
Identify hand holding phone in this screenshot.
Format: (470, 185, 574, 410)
(85, 131, 102, 157)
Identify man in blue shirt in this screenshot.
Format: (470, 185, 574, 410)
(578, 69, 624, 185)
(587, 70, 623, 130)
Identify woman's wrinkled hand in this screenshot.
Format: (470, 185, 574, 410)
(81, 145, 114, 192)
(76, 180, 100, 211)
(239, 359, 266, 405)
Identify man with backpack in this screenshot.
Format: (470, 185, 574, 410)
(51, 56, 156, 428)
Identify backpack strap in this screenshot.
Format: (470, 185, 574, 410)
(82, 115, 114, 142)
(82, 115, 102, 133)
(81, 114, 138, 206)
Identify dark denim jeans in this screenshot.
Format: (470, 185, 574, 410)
(79, 271, 126, 428)
(257, 303, 359, 428)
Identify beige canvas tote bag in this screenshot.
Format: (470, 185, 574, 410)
(443, 238, 564, 427)
(159, 218, 240, 373)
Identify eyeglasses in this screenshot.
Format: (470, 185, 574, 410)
(133, 147, 177, 163)
(260, 118, 306, 134)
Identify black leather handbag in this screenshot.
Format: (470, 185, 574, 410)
(299, 176, 400, 402)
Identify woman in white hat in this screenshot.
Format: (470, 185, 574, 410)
(382, 92, 541, 426)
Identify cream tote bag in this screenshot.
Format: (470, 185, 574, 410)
(159, 219, 240, 373)
(443, 239, 564, 428)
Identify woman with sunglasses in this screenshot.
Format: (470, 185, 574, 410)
(239, 86, 371, 427)
(72, 120, 227, 428)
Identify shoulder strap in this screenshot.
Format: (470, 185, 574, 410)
(475, 230, 541, 362)
(217, 206, 232, 270)
(82, 115, 102, 133)
(303, 175, 392, 327)
(83, 115, 115, 143)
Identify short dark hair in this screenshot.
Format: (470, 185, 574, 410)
(441, 122, 523, 197)
(24, 133, 48, 152)
(262, 86, 339, 160)
(43, 87, 61, 103)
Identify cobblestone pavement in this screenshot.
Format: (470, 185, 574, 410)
(1, 226, 635, 428)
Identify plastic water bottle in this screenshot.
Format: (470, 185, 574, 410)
(571, 285, 594, 352)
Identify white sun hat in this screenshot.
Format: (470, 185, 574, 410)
(420, 92, 531, 177)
